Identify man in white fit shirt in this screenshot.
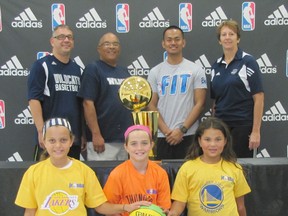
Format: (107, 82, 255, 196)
(147, 25, 207, 160)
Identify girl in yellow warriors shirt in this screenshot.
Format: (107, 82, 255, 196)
(15, 118, 150, 216)
(103, 125, 171, 216)
(168, 117, 251, 216)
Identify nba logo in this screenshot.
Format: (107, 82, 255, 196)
(37, 52, 50, 60)
(116, 4, 129, 33)
(242, 2, 255, 31)
(51, 3, 65, 31)
(179, 3, 192, 32)
(0, 100, 5, 129)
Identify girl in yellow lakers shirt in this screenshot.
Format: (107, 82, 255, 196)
(15, 118, 150, 216)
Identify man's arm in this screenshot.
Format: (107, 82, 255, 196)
(182, 88, 206, 130)
(211, 100, 216, 116)
(166, 88, 206, 145)
(147, 92, 172, 136)
(83, 99, 105, 153)
(29, 99, 44, 148)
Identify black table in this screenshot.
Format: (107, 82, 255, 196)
(1, 158, 288, 216)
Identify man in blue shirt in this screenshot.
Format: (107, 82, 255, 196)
(78, 32, 132, 160)
(28, 25, 84, 160)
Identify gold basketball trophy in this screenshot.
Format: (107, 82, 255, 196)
(119, 76, 158, 159)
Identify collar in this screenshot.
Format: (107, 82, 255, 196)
(219, 48, 243, 64)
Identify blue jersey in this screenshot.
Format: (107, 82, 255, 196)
(28, 54, 83, 146)
(210, 48, 263, 126)
(77, 60, 132, 142)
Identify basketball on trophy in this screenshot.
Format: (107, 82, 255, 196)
(118, 76, 152, 112)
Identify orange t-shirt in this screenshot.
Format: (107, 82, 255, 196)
(103, 160, 171, 215)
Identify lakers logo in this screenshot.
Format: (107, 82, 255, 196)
(41, 190, 79, 215)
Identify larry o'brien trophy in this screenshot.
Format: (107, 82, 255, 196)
(119, 76, 159, 159)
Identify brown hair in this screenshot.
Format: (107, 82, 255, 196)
(185, 117, 237, 164)
(216, 20, 240, 41)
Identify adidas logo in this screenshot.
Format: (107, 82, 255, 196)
(139, 7, 169, 28)
(201, 109, 212, 122)
(14, 106, 34, 125)
(76, 8, 107, 28)
(256, 53, 277, 74)
(11, 7, 42, 28)
(7, 152, 23, 162)
(262, 101, 288, 121)
(0, 56, 29, 76)
(194, 54, 212, 75)
(264, 5, 288, 26)
(256, 148, 270, 158)
(127, 55, 150, 76)
(202, 6, 228, 27)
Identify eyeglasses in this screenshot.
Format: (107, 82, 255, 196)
(99, 42, 120, 47)
(53, 34, 74, 40)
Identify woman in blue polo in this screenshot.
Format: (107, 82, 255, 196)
(210, 20, 264, 158)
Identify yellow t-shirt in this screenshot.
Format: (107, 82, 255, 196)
(171, 157, 251, 216)
(15, 158, 107, 215)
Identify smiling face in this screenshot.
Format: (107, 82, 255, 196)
(97, 33, 121, 67)
(125, 130, 153, 163)
(198, 128, 227, 163)
(162, 28, 186, 56)
(43, 125, 73, 166)
(50, 26, 74, 58)
(218, 26, 240, 51)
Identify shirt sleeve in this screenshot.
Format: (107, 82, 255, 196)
(15, 167, 37, 208)
(147, 66, 158, 93)
(85, 167, 108, 208)
(194, 66, 207, 89)
(27, 61, 46, 101)
(245, 56, 264, 95)
(171, 164, 189, 203)
(156, 168, 171, 209)
(77, 63, 100, 101)
(234, 165, 251, 198)
(103, 169, 123, 204)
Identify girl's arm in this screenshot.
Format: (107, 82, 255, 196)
(95, 201, 151, 215)
(24, 208, 36, 216)
(236, 196, 247, 216)
(168, 201, 186, 216)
